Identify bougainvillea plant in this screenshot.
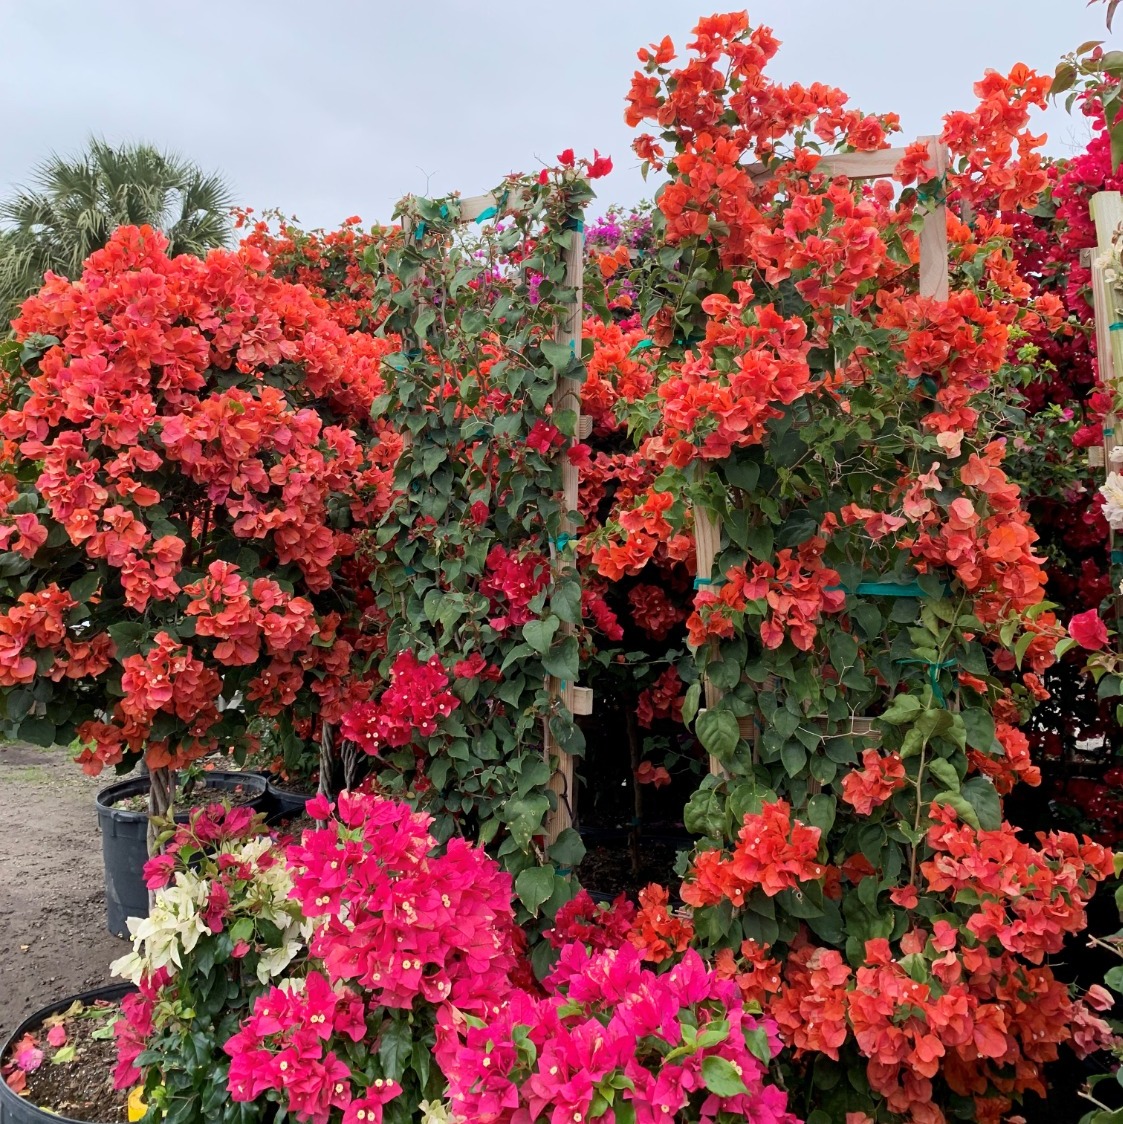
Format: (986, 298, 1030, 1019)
(351, 162, 615, 927)
(538, 12, 1115, 1121)
(7, 7, 1122, 1121)
(112, 803, 309, 1124)
(212, 791, 795, 1124)
(0, 226, 399, 833)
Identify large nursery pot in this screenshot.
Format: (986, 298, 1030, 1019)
(96, 771, 268, 939)
(0, 983, 136, 1124)
(264, 777, 315, 824)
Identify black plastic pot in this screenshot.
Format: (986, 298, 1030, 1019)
(96, 771, 268, 938)
(264, 779, 314, 823)
(0, 983, 137, 1124)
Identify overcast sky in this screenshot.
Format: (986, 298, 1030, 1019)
(0, 1, 1114, 232)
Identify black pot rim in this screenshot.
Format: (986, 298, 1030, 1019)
(264, 779, 316, 800)
(0, 983, 138, 1124)
(96, 770, 267, 823)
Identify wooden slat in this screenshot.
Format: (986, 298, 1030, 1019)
(918, 136, 949, 301)
(571, 686, 593, 716)
(544, 221, 585, 845)
(745, 146, 910, 184)
(456, 188, 529, 224)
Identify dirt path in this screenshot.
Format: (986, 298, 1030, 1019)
(0, 741, 127, 1042)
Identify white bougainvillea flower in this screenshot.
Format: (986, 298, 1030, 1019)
(1099, 472, 1123, 529)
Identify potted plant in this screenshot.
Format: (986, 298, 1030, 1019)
(0, 225, 394, 932)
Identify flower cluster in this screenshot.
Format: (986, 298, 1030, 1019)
(111, 802, 311, 1121)
(479, 545, 551, 632)
(286, 792, 517, 1013)
(0, 223, 394, 771)
(681, 802, 824, 907)
(435, 941, 798, 1124)
(340, 651, 458, 754)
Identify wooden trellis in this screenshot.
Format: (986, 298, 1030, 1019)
(400, 189, 593, 846)
(403, 140, 955, 835)
(694, 137, 951, 775)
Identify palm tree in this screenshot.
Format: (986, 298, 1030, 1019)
(0, 138, 235, 318)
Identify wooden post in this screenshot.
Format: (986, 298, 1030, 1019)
(1091, 192, 1123, 627)
(400, 188, 593, 845)
(918, 136, 950, 301)
(691, 475, 727, 777)
(544, 218, 588, 845)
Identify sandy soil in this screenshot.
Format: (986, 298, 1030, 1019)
(0, 741, 127, 1042)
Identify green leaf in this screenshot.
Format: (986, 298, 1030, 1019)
(880, 694, 923, 724)
(806, 794, 836, 833)
(523, 616, 560, 654)
(68, 570, 101, 604)
(515, 866, 556, 915)
(541, 636, 580, 681)
(378, 1016, 412, 1081)
(932, 791, 980, 830)
(743, 1027, 771, 1063)
(539, 339, 574, 372)
(681, 682, 701, 726)
(551, 582, 582, 626)
(684, 787, 726, 839)
(701, 1055, 749, 1098)
(50, 1044, 76, 1064)
(961, 709, 995, 753)
(927, 758, 960, 792)
(548, 829, 586, 867)
(1050, 63, 1077, 97)
(780, 741, 807, 777)
(1105, 965, 1123, 994)
(695, 709, 739, 764)
(108, 621, 148, 658)
(960, 776, 1001, 830)
(20, 717, 56, 746)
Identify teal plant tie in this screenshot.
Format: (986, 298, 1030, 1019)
(439, 204, 450, 219)
(413, 221, 426, 242)
(828, 580, 950, 598)
(693, 577, 713, 589)
(1106, 428, 1116, 437)
(630, 338, 654, 354)
(1112, 550, 1123, 564)
(896, 658, 957, 707)
(1111, 322, 1123, 332)
(551, 534, 574, 550)
(475, 206, 498, 224)
(556, 866, 572, 877)
(855, 580, 926, 597)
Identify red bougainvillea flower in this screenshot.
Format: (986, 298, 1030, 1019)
(1069, 608, 1109, 650)
(841, 749, 907, 815)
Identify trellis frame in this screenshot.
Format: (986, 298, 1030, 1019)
(694, 137, 951, 775)
(399, 188, 593, 846)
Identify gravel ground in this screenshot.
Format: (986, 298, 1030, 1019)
(0, 741, 127, 1042)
